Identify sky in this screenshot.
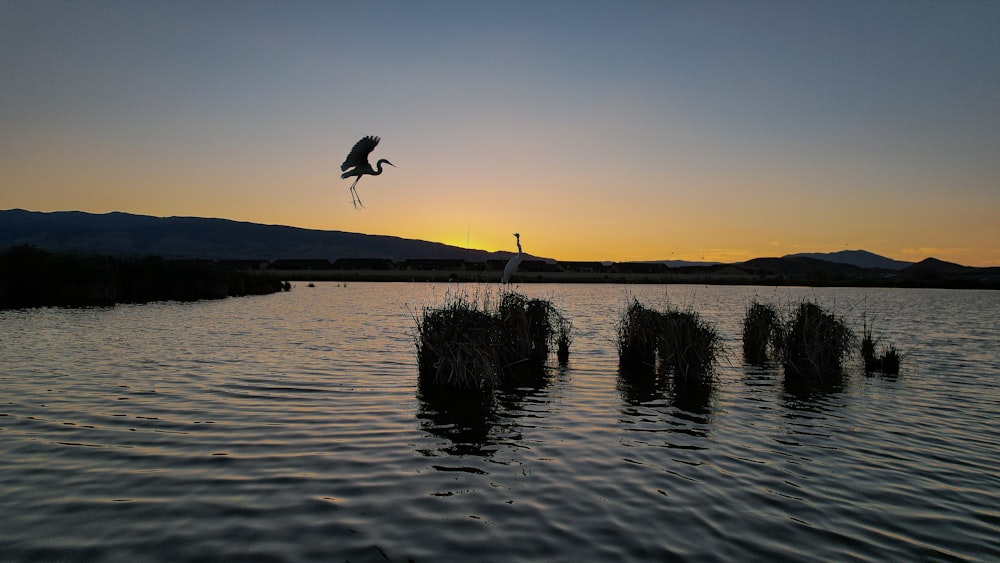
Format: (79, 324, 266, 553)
(2, 1, 998, 266)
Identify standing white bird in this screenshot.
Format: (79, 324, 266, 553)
(501, 232, 523, 284)
(341, 135, 394, 209)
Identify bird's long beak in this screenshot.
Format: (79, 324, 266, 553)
(386, 161, 396, 167)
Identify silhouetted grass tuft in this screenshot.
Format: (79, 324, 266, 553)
(556, 321, 572, 365)
(657, 309, 720, 379)
(860, 318, 902, 376)
(416, 290, 570, 390)
(742, 300, 782, 364)
(781, 302, 853, 385)
(880, 344, 901, 375)
(616, 299, 659, 368)
(416, 295, 499, 390)
(616, 299, 719, 380)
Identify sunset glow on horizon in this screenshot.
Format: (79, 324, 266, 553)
(2, 2, 998, 266)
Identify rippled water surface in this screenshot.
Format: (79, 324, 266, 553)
(2, 283, 998, 561)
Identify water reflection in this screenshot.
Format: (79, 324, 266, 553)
(741, 360, 849, 402)
(616, 365, 662, 405)
(416, 383, 498, 458)
(740, 362, 780, 387)
(415, 367, 550, 460)
(617, 366, 715, 416)
(781, 371, 847, 402)
(616, 368, 716, 450)
(616, 369, 715, 458)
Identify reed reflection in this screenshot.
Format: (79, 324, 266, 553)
(740, 362, 780, 389)
(415, 366, 549, 460)
(781, 372, 847, 402)
(617, 366, 716, 429)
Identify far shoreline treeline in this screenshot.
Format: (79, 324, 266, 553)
(0, 246, 290, 309)
(255, 258, 999, 290)
(2, 247, 997, 308)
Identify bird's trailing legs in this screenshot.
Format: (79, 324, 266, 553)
(349, 178, 364, 209)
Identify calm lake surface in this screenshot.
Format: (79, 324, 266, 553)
(2, 283, 998, 562)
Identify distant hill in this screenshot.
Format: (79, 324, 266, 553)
(900, 257, 970, 275)
(0, 209, 524, 262)
(897, 257, 974, 279)
(735, 256, 871, 278)
(646, 259, 722, 268)
(785, 250, 912, 270)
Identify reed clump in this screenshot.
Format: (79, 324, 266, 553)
(742, 301, 782, 364)
(497, 292, 551, 367)
(781, 302, 853, 384)
(657, 310, 720, 378)
(616, 299, 720, 380)
(880, 345, 901, 375)
(416, 290, 570, 390)
(860, 321, 902, 376)
(556, 321, 572, 365)
(616, 299, 660, 368)
(416, 295, 500, 390)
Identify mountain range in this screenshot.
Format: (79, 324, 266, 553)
(784, 250, 912, 271)
(2, 210, 996, 287)
(0, 209, 517, 262)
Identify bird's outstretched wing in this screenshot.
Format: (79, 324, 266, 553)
(341, 135, 381, 172)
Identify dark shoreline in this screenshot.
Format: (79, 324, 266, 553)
(1, 247, 291, 309)
(267, 268, 1000, 290)
(3, 246, 996, 310)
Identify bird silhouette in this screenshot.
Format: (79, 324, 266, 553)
(501, 232, 523, 284)
(341, 135, 394, 209)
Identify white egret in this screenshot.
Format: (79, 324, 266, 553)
(501, 232, 523, 284)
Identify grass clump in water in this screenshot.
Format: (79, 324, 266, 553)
(416, 294, 500, 390)
(657, 309, 720, 379)
(781, 302, 853, 385)
(616, 298, 720, 380)
(742, 300, 782, 364)
(616, 299, 660, 369)
(416, 290, 570, 390)
(860, 318, 902, 376)
(555, 320, 572, 365)
(497, 292, 551, 367)
(496, 291, 572, 381)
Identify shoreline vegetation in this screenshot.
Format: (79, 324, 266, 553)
(1, 244, 996, 310)
(233, 254, 998, 289)
(259, 267, 998, 290)
(0, 246, 290, 309)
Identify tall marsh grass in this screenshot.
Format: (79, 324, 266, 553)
(616, 300, 660, 369)
(616, 298, 720, 380)
(781, 302, 853, 385)
(860, 318, 902, 376)
(416, 294, 500, 390)
(416, 289, 570, 390)
(742, 301, 782, 364)
(744, 299, 905, 384)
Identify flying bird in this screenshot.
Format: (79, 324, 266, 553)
(501, 232, 523, 284)
(341, 135, 394, 209)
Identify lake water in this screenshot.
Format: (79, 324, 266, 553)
(2, 283, 998, 561)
